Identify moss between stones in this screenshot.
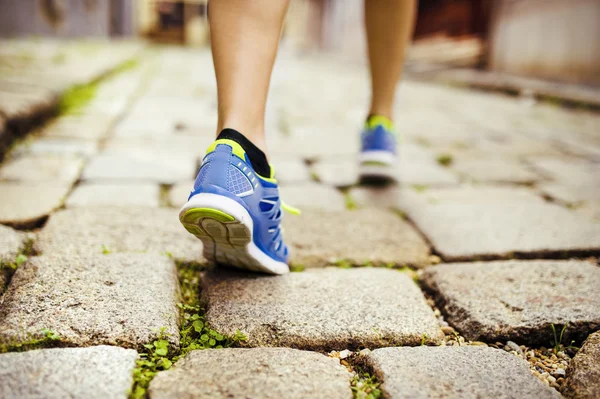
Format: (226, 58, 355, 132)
(58, 58, 139, 116)
(129, 260, 247, 399)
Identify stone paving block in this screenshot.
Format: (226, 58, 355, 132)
(148, 348, 352, 399)
(421, 260, 600, 344)
(576, 201, 600, 221)
(270, 157, 311, 183)
(283, 208, 430, 267)
(270, 130, 360, 159)
(540, 183, 600, 204)
(311, 156, 459, 187)
(451, 157, 540, 183)
(40, 115, 114, 140)
(82, 153, 195, 184)
(12, 136, 98, 157)
(169, 180, 193, 208)
(0, 182, 72, 227)
(0, 224, 28, 264)
(0, 254, 180, 349)
(0, 154, 83, 183)
(0, 346, 137, 399)
(564, 331, 600, 399)
(403, 189, 600, 260)
(35, 206, 204, 264)
(362, 346, 560, 399)
(202, 268, 443, 350)
(310, 159, 358, 187)
(66, 182, 160, 208)
(279, 182, 346, 211)
(103, 135, 212, 159)
(398, 161, 460, 185)
(529, 157, 600, 186)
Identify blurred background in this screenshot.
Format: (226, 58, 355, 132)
(1, 0, 599, 85)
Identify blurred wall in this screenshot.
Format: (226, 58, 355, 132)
(0, 0, 134, 37)
(489, 0, 600, 85)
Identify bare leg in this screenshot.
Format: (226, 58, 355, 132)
(209, 0, 290, 154)
(364, 0, 417, 120)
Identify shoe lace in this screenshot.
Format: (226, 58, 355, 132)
(281, 201, 301, 216)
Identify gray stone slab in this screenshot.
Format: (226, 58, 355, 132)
(279, 182, 346, 211)
(310, 159, 358, 187)
(284, 208, 430, 267)
(202, 267, 443, 350)
(421, 260, 600, 344)
(270, 157, 311, 184)
(529, 157, 600, 187)
(0, 224, 28, 264)
(12, 136, 98, 157)
(103, 136, 212, 159)
(35, 207, 204, 264)
(66, 182, 160, 208)
(362, 346, 560, 399)
(0, 345, 137, 399)
(0, 154, 83, 183)
(40, 115, 114, 140)
(403, 189, 600, 260)
(0, 182, 72, 226)
(148, 348, 352, 399)
(82, 153, 196, 184)
(564, 331, 600, 399)
(169, 180, 194, 209)
(452, 157, 540, 183)
(576, 200, 600, 222)
(311, 156, 459, 187)
(540, 183, 600, 204)
(0, 254, 180, 349)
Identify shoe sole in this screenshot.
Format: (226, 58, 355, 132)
(179, 192, 289, 275)
(358, 151, 398, 185)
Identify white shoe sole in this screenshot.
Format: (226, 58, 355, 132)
(179, 193, 289, 275)
(359, 151, 398, 182)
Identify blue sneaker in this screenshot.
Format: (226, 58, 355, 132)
(179, 139, 298, 274)
(359, 115, 398, 183)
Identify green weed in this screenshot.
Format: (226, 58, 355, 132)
(550, 323, 579, 354)
(436, 153, 453, 167)
(0, 328, 61, 353)
(130, 261, 246, 398)
(351, 369, 382, 399)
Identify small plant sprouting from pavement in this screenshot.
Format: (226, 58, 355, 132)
(550, 323, 579, 355)
(130, 329, 172, 399)
(411, 184, 429, 193)
(344, 192, 357, 210)
(130, 261, 247, 399)
(0, 328, 61, 353)
(421, 333, 428, 346)
(289, 263, 305, 272)
(59, 58, 139, 115)
(101, 245, 112, 255)
(436, 153, 453, 167)
(0, 253, 28, 271)
(333, 259, 353, 269)
(351, 368, 382, 399)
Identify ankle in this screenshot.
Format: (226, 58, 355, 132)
(217, 119, 267, 155)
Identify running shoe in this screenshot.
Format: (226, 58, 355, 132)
(179, 139, 298, 274)
(358, 115, 398, 183)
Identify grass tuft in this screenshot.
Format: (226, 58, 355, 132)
(436, 153, 454, 167)
(129, 261, 246, 398)
(351, 368, 382, 399)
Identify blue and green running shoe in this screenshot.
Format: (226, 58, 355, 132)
(359, 115, 398, 183)
(179, 139, 298, 274)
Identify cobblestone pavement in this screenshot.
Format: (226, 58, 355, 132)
(0, 42, 599, 399)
